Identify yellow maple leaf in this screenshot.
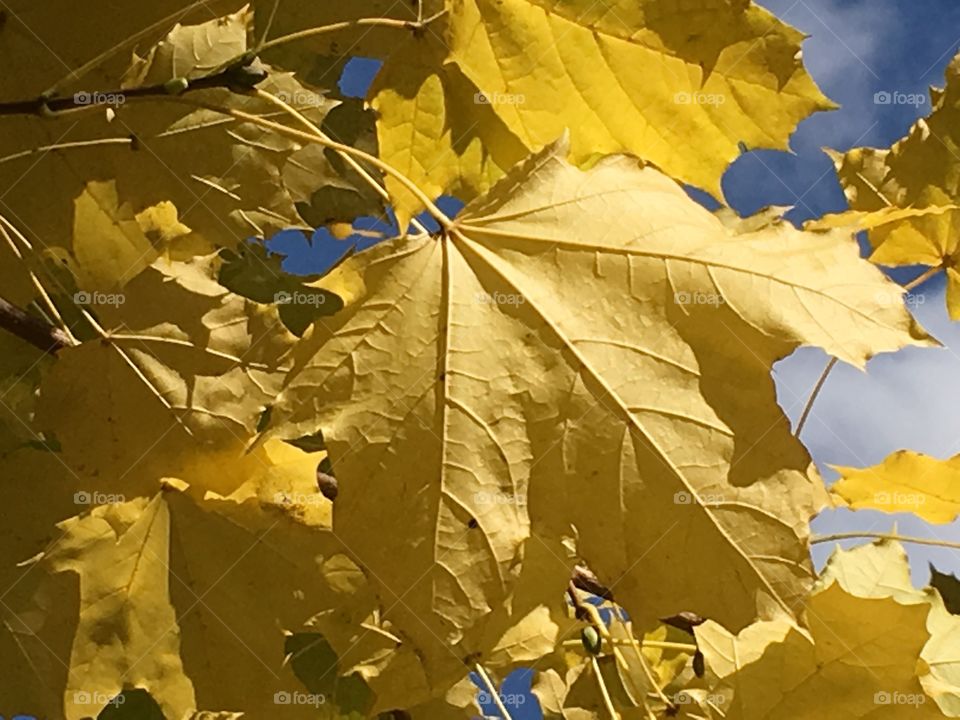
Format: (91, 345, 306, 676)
(264, 139, 929, 684)
(697, 539, 944, 720)
(35, 253, 296, 483)
(0, 7, 339, 295)
(1, 488, 362, 719)
(372, 0, 834, 222)
(828, 50, 960, 318)
(816, 539, 960, 718)
(832, 450, 960, 524)
(72, 180, 193, 290)
(370, 27, 529, 231)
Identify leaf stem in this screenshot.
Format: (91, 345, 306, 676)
(589, 656, 621, 720)
(192, 96, 454, 231)
(794, 356, 837, 438)
(0, 215, 78, 345)
(44, 7, 435, 97)
(256, 10, 447, 55)
(0, 60, 268, 117)
(251, 88, 435, 236)
(5, 56, 451, 234)
(0, 138, 134, 166)
(811, 531, 960, 550)
(562, 638, 697, 652)
(794, 262, 945, 438)
(106, 333, 285, 370)
(637, 640, 698, 652)
(612, 612, 676, 712)
(902, 264, 946, 292)
(474, 664, 513, 720)
(567, 585, 675, 713)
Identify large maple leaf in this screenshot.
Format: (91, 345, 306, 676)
(264, 139, 930, 683)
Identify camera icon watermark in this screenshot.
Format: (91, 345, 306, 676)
(674, 91, 726, 106)
(474, 91, 526, 106)
(273, 691, 325, 706)
(474, 491, 526, 507)
(873, 90, 927, 108)
(272, 491, 326, 506)
(74, 91, 126, 108)
(874, 491, 926, 509)
(673, 690, 726, 706)
(874, 290, 925, 308)
(478, 691, 527, 707)
(74, 490, 125, 505)
(274, 290, 328, 307)
(74, 290, 125, 307)
(73, 690, 126, 707)
(674, 291, 725, 307)
(275, 90, 326, 108)
(475, 291, 526, 306)
(673, 491, 725, 505)
(874, 691, 926, 706)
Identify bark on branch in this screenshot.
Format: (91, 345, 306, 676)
(0, 296, 71, 353)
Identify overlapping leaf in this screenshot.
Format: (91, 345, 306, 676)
(371, 0, 834, 223)
(370, 24, 529, 230)
(0, 488, 364, 719)
(264, 137, 929, 689)
(832, 450, 960, 524)
(0, 7, 341, 301)
(827, 50, 960, 318)
(0, 331, 51, 454)
(34, 251, 298, 483)
(531, 608, 700, 719)
(931, 566, 960, 615)
(816, 539, 960, 717)
(696, 538, 948, 719)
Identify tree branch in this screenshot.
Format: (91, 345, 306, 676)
(0, 58, 267, 118)
(572, 563, 614, 601)
(0, 296, 73, 353)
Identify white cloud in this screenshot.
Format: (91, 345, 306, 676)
(757, 0, 926, 149)
(774, 279, 960, 582)
(760, 0, 894, 84)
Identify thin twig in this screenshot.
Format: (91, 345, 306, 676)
(251, 88, 434, 236)
(193, 95, 454, 231)
(812, 531, 960, 550)
(794, 356, 837, 438)
(0, 216, 78, 344)
(590, 656, 621, 720)
(794, 262, 945, 438)
(611, 611, 676, 712)
(636, 640, 698, 652)
(561, 639, 698, 652)
(0, 138, 133, 166)
(0, 297, 73, 353)
(256, 10, 447, 55)
(902, 264, 946, 293)
(0, 60, 267, 117)
(567, 585, 673, 715)
(474, 664, 513, 720)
